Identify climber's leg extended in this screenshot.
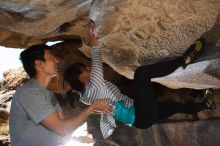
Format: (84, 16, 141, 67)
(134, 37, 205, 79)
(156, 88, 216, 120)
(132, 38, 206, 128)
(156, 101, 206, 120)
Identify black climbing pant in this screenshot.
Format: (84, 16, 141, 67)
(133, 57, 207, 129)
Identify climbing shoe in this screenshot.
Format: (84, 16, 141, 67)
(203, 88, 217, 110)
(183, 38, 205, 68)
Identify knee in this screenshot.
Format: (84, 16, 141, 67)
(134, 66, 144, 77)
(134, 66, 149, 79)
(133, 117, 154, 129)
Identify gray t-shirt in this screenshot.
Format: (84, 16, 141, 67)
(9, 79, 62, 146)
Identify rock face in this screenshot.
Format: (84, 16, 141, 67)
(152, 58, 220, 89)
(3, 67, 29, 90)
(89, 0, 220, 79)
(108, 119, 220, 146)
(0, 1, 220, 146)
(0, 0, 90, 37)
(0, 0, 220, 89)
(151, 12, 220, 89)
(0, 90, 15, 112)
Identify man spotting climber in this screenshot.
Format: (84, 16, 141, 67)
(9, 44, 113, 146)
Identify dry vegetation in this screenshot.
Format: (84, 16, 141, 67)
(0, 79, 4, 90)
(0, 109, 9, 136)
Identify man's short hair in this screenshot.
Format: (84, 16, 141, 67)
(20, 44, 50, 78)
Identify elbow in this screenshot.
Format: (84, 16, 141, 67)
(51, 121, 71, 136)
(55, 127, 70, 136)
(58, 131, 69, 137)
(56, 125, 80, 136)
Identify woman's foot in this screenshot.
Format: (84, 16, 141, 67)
(183, 38, 205, 66)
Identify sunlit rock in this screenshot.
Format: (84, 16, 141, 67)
(3, 67, 29, 90)
(88, 0, 220, 79)
(0, 0, 91, 38)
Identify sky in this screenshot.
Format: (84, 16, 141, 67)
(0, 46, 24, 80)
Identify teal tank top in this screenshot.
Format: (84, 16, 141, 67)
(113, 101, 135, 126)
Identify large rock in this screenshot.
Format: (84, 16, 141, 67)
(108, 119, 220, 146)
(3, 67, 29, 90)
(0, 0, 91, 38)
(152, 57, 220, 89)
(152, 21, 220, 90)
(0, 90, 15, 112)
(0, 1, 220, 144)
(88, 0, 220, 79)
(0, 27, 41, 48)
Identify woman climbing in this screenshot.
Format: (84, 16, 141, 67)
(63, 24, 216, 138)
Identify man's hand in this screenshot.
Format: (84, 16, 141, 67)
(90, 99, 114, 115)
